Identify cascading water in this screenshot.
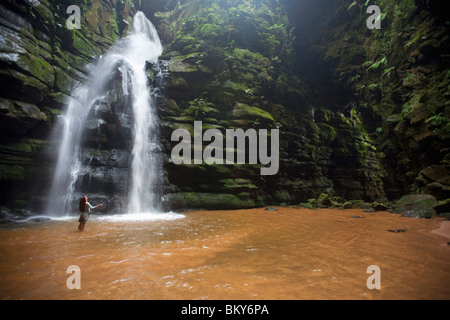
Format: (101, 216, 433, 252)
(47, 12, 164, 217)
(124, 12, 163, 214)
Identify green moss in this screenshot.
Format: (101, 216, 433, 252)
(172, 34, 197, 51)
(203, 117, 219, 124)
(184, 99, 220, 119)
(154, 11, 172, 19)
(298, 202, 314, 209)
(273, 189, 290, 202)
(232, 103, 275, 123)
(318, 123, 337, 142)
(175, 192, 255, 210)
(400, 93, 421, 118)
(53, 67, 74, 93)
(167, 122, 194, 136)
(200, 23, 223, 39)
(317, 193, 331, 207)
(72, 29, 98, 58)
(201, 123, 224, 131)
(224, 80, 248, 92)
(170, 76, 188, 87)
(0, 165, 25, 181)
(165, 115, 196, 123)
(393, 194, 437, 218)
(18, 53, 55, 86)
(110, 8, 120, 41)
(221, 178, 257, 192)
(237, 192, 250, 198)
(232, 48, 269, 65)
(168, 57, 201, 73)
(341, 201, 353, 209)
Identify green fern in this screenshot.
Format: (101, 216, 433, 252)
(426, 113, 444, 126)
(366, 56, 387, 70)
(347, 1, 357, 11)
(383, 67, 395, 77)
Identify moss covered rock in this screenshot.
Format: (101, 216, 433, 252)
(165, 192, 256, 210)
(393, 194, 437, 218)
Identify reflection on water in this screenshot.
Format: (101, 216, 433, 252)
(97, 212, 185, 222)
(0, 208, 449, 300)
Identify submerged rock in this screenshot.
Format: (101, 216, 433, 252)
(387, 229, 407, 233)
(27, 217, 51, 223)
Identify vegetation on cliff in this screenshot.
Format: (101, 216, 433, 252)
(283, 0, 448, 210)
(0, 0, 448, 217)
(151, 0, 387, 210)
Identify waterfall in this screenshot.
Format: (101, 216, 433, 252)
(125, 12, 163, 214)
(47, 12, 163, 216)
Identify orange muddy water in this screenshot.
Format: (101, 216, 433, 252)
(0, 207, 449, 300)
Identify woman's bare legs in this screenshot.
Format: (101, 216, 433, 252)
(78, 222, 85, 231)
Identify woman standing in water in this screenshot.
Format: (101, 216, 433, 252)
(78, 196, 103, 231)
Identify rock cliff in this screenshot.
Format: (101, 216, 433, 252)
(0, 0, 448, 215)
(155, 0, 385, 210)
(0, 0, 136, 212)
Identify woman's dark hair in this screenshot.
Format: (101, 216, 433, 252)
(79, 196, 87, 212)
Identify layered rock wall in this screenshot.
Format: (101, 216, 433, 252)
(155, 0, 385, 210)
(0, 0, 136, 211)
(1, 0, 446, 215)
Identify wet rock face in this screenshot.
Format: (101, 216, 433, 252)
(0, 0, 135, 211)
(66, 58, 168, 214)
(80, 64, 134, 151)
